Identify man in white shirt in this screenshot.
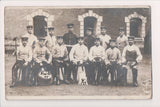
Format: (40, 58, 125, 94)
(21, 25, 38, 49)
(69, 36, 89, 83)
(45, 26, 57, 52)
(89, 37, 105, 85)
(32, 37, 52, 86)
(10, 35, 32, 87)
(116, 27, 128, 53)
(52, 36, 70, 85)
(98, 26, 111, 50)
(105, 39, 121, 85)
(122, 36, 143, 87)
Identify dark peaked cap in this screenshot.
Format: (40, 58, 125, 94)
(67, 23, 74, 28)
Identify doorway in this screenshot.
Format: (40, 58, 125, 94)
(130, 18, 142, 37)
(33, 16, 47, 37)
(84, 17, 97, 36)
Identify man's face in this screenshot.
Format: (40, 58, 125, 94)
(78, 39, 84, 45)
(39, 40, 45, 47)
(68, 27, 74, 32)
(110, 42, 116, 48)
(101, 29, 107, 35)
(22, 40, 28, 47)
(119, 30, 124, 37)
(128, 40, 134, 46)
(57, 38, 63, 45)
(86, 30, 92, 36)
(95, 40, 100, 46)
(27, 28, 33, 34)
(49, 30, 54, 36)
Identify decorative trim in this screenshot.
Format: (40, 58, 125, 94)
(26, 9, 54, 31)
(125, 12, 147, 41)
(78, 10, 103, 37)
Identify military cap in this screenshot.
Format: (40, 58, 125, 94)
(109, 39, 116, 43)
(86, 27, 93, 31)
(38, 36, 46, 40)
(119, 27, 125, 31)
(67, 23, 74, 28)
(128, 36, 135, 40)
(95, 37, 100, 41)
(56, 35, 63, 39)
(48, 26, 54, 30)
(101, 26, 107, 30)
(26, 25, 33, 29)
(77, 36, 84, 40)
(21, 35, 28, 40)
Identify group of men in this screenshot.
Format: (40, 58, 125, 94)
(10, 23, 142, 88)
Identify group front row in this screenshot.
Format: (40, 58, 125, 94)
(10, 35, 142, 88)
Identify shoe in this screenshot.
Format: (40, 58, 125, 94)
(133, 82, 138, 87)
(56, 80, 60, 85)
(10, 82, 16, 88)
(64, 80, 70, 84)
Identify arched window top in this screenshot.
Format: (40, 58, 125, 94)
(125, 12, 147, 42)
(25, 9, 54, 27)
(78, 10, 103, 21)
(78, 10, 103, 37)
(125, 12, 147, 23)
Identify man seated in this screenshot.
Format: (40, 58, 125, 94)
(89, 37, 105, 85)
(122, 36, 143, 87)
(105, 39, 121, 85)
(10, 35, 32, 88)
(32, 37, 52, 86)
(52, 36, 70, 85)
(69, 36, 88, 83)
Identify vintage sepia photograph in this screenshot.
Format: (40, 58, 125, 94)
(4, 6, 152, 99)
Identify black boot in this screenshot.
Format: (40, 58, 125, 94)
(64, 75, 70, 84)
(132, 68, 138, 87)
(10, 82, 16, 88)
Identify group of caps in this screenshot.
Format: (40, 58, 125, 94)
(23, 24, 135, 43)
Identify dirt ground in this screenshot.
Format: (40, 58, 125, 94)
(5, 54, 152, 99)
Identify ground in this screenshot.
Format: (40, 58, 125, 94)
(5, 55, 152, 99)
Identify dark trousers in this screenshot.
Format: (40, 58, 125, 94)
(32, 61, 51, 85)
(12, 60, 31, 85)
(69, 62, 78, 82)
(52, 60, 70, 82)
(88, 61, 105, 84)
(108, 62, 121, 83)
(122, 63, 138, 85)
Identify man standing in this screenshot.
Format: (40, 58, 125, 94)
(45, 26, 57, 52)
(69, 37, 89, 83)
(84, 27, 95, 50)
(63, 23, 77, 81)
(99, 26, 111, 50)
(105, 39, 121, 85)
(89, 37, 105, 85)
(21, 25, 38, 49)
(116, 27, 128, 53)
(63, 23, 77, 53)
(32, 37, 52, 86)
(122, 36, 142, 87)
(52, 36, 70, 85)
(10, 35, 32, 87)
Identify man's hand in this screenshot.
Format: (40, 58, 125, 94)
(23, 62, 28, 66)
(130, 61, 137, 68)
(92, 59, 96, 62)
(40, 62, 43, 66)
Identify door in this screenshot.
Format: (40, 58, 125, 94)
(84, 17, 97, 36)
(130, 18, 142, 37)
(33, 16, 47, 37)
